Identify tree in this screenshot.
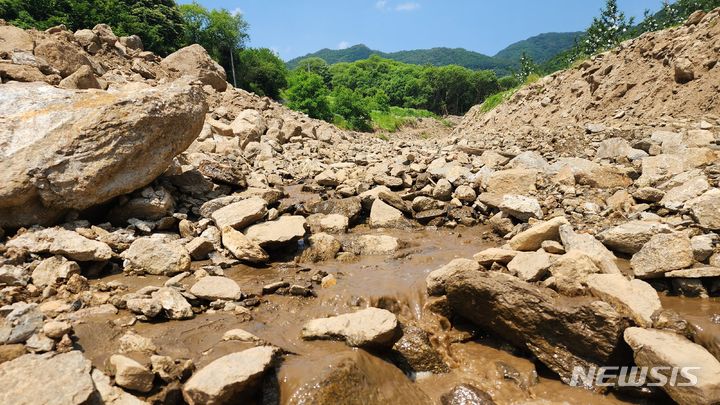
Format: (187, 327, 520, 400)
(294, 57, 332, 86)
(235, 48, 288, 99)
(282, 71, 333, 121)
(331, 86, 372, 131)
(516, 52, 537, 82)
(581, 0, 634, 55)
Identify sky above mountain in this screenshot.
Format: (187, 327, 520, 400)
(180, 0, 664, 60)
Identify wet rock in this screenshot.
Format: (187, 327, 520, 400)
(278, 350, 432, 405)
(473, 248, 518, 267)
(596, 221, 673, 254)
(31, 256, 80, 288)
(210, 197, 267, 230)
(499, 194, 543, 221)
(343, 235, 399, 256)
(427, 258, 481, 296)
(245, 216, 307, 248)
(152, 287, 193, 320)
(302, 307, 399, 348)
(586, 274, 661, 327)
(162, 44, 227, 91)
(222, 329, 262, 343)
(122, 237, 191, 276)
(687, 188, 720, 230)
(441, 384, 496, 405)
(559, 225, 620, 274)
(110, 354, 154, 393)
(126, 297, 163, 318)
(0, 351, 96, 405)
(508, 216, 569, 251)
(307, 213, 349, 234)
(58, 65, 101, 89)
(7, 227, 112, 262)
(391, 324, 449, 374)
(624, 328, 720, 404)
(671, 278, 707, 297)
(299, 233, 341, 263)
(304, 197, 362, 224)
(151, 355, 194, 383)
(445, 271, 631, 386)
(182, 346, 278, 405)
(547, 250, 601, 296)
(190, 276, 242, 301)
(369, 198, 406, 228)
(630, 233, 694, 278)
(0, 81, 207, 227)
(0, 303, 44, 344)
(508, 251, 553, 282)
(221, 226, 269, 263)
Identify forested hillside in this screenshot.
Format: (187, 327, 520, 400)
(493, 32, 583, 64)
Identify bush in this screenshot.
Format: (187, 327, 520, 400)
(331, 86, 372, 132)
(282, 71, 333, 121)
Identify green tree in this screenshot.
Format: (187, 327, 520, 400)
(516, 52, 537, 82)
(282, 71, 332, 121)
(581, 0, 634, 55)
(294, 57, 332, 86)
(235, 48, 288, 99)
(331, 86, 372, 131)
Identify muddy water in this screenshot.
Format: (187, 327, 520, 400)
(660, 295, 720, 360)
(74, 225, 651, 404)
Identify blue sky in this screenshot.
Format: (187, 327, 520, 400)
(179, 0, 665, 61)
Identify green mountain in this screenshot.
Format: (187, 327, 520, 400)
(493, 32, 584, 64)
(286, 32, 582, 76)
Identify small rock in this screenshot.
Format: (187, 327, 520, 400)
(221, 227, 268, 263)
(122, 237, 191, 276)
(508, 216, 569, 251)
(210, 197, 267, 230)
(110, 354, 155, 393)
(631, 233, 694, 278)
(508, 251, 553, 282)
(427, 258, 481, 296)
(244, 216, 307, 248)
(31, 256, 80, 288)
(190, 276, 242, 301)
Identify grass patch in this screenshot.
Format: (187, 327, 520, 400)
(370, 107, 439, 132)
(479, 74, 544, 113)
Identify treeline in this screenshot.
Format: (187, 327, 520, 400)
(284, 56, 514, 131)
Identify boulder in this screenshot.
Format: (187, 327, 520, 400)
(486, 169, 537, 195)
(119, 35, 143, 51)
(445, 271, 631, 386)
(369, 198, 406, 228)
(152, 287, 193, 320)
(426, 258, 481, 296)
(7, 228, 112, 261)
(31, 256, 80, 287)
(90, 369, 145, 405)
(0, 351, 96, 405)
(302, 307, 399, 348)
(636, 155, 685, 187)
(182, 347, 278, 405)
(0, 25, 34, 55)
(110, 354, 154, 393)
(0, 81, 207, 228)
(161, 44, 227, 91)
(58, 65, 101, 89)
(244, 216, 307, 248)
(508, 216, 569, 251)
(230, 109, 267, 148)
(343, 235, 399, 255)
(299, 233, 341, 263)
(499, 194, 543, 221)
(559, 225, 621, 274)
(304, 197, 362, 224)
(122, 238, 191, 276)
(0, 303, 43, 344)
(0, 63, 48, 83)
(190, 276, 242, 301)
(210, 197, 267, 230)
(674, 57, 695, 84)
(221, 227, 269, 263)
(660, 176, 710, 209)
(0, 265, 29, 286)
(596, 221, 673, 254)
(307, 213, 349, 234)
(547, 250, 601, 295)
(185, 237, 215, 261)
(507, 251, 553, 282)
(687, 188, 720, 230)
(624, 328, 720, 404)
(631, 233, 694, 278)
(473, 248, 519, 267)
(586, 274, 661, 327)
(33, 37, 92, 78)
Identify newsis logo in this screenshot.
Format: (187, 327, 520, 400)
(570, 366, 700, 388)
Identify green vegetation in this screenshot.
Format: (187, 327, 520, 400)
(235, 48, 288, 99)
(371, 107, 437, 132)
(493, 32, 584, 65)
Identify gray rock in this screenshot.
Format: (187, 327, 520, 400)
(509, 216, 569, 251)
(631, 233, 694, 278)
(7, 228, 113, 262)
(244, 216, 307, 248)
(122, 237, 191, 276)
(210, 197, 267, 230)
(0, 303, 44, 344)
(110, 354, 154, 393)
(31, 256, 80, 288)
(152, 287, 193, 320)
(507, 251, 552, 282)
(596, 221, 673, 254)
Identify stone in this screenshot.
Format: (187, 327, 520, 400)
(631, 233, 694, 278)
(161, 44, 227, 91)
(441, 384, 496, 405)
(486, 169, 537, 195)
(31, 256, 80, 288)
(541, 240, 565, 254)
(221, 227, 268, 263)
(586, 274, 661, 327)
(122, 238, 191, 276)
(119, 35, 143, 51)
(548, 250, 601, 296)
(0, 81, 207, 228)
(110, 354, 154, 393)
(0, 351, 96, 405)
(674, 57, 695, 84)
(26, 333, 54, 353)
(302, 307, 399, 348)
(42, 321, 72, 339)
(299, 233, 341, 263)
(509, 216, 569, 251)
(182, 347, 277, 405)
(453, 185, 476, 202)
(307, 213, 349, 234)
(660, 176, 710, 209)
(691, 234, 715, 262)
(596, 221, 673, 255)
(0, 265, 29, 286)
(633, 187, 665, 202)
(58, 65, 101, 89)
(222, 329, 262, 343)
(369, 198, 405, 228)
(624, 328, 720, 404)
(230, 110, 267, 148)
(108, 186, 174, 224)
(210, 197, 267, 230)
(508, 251, 553, 282)
(636, 155, 685, 187)
(508, 151, 549, 171)
(343, 235, 399, 255)
(426, 258, 481, 296)
(126, 298, 162, 318)
(559, 225, 621, 274)
(432, 179, 453, 200)
(190, 276, 242, 301)
(687, 188, 720, 230)
(304, 197, 362, 224)
(499, 194, 543, 221)
(33, 37, 91, 78)
(152, 287, 193, 320)
(0, 303, 43, 345)
(7, 228, 112, 261)
(185, 237, 215, 261)
(473, 248, 519, 266)
(445, 271, 630, 386)
(0, 25, 34, 55)
(244, 216, 307, 248)
(665, 267, 720, 278)
(0, 63, 48, 83)
(90, 369, 145, 405)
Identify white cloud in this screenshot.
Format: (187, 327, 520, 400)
(375, 0, 388, 10)
(395, 2, 420, 11)
(231, 7, 243, 16)
(338, 41, 350, 50)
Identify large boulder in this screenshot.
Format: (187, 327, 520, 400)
(33, 37, 92, 78)
(182, 347, 278, 405)
(0, 351, 97, 405)
(161, 44, 227, 92)
(445, 271, 631, 386)
(0, 81, 207, 228)
(302, 307, 399, 348)
(630, 233, 694, 278)
(7, 228, 113, 261)
(596, 221, 673, 254)
(244, 216, 307, 248)
(0, 25, 34, 55)
(121, 238, 191, 276)
(586, 274, 661, 327)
